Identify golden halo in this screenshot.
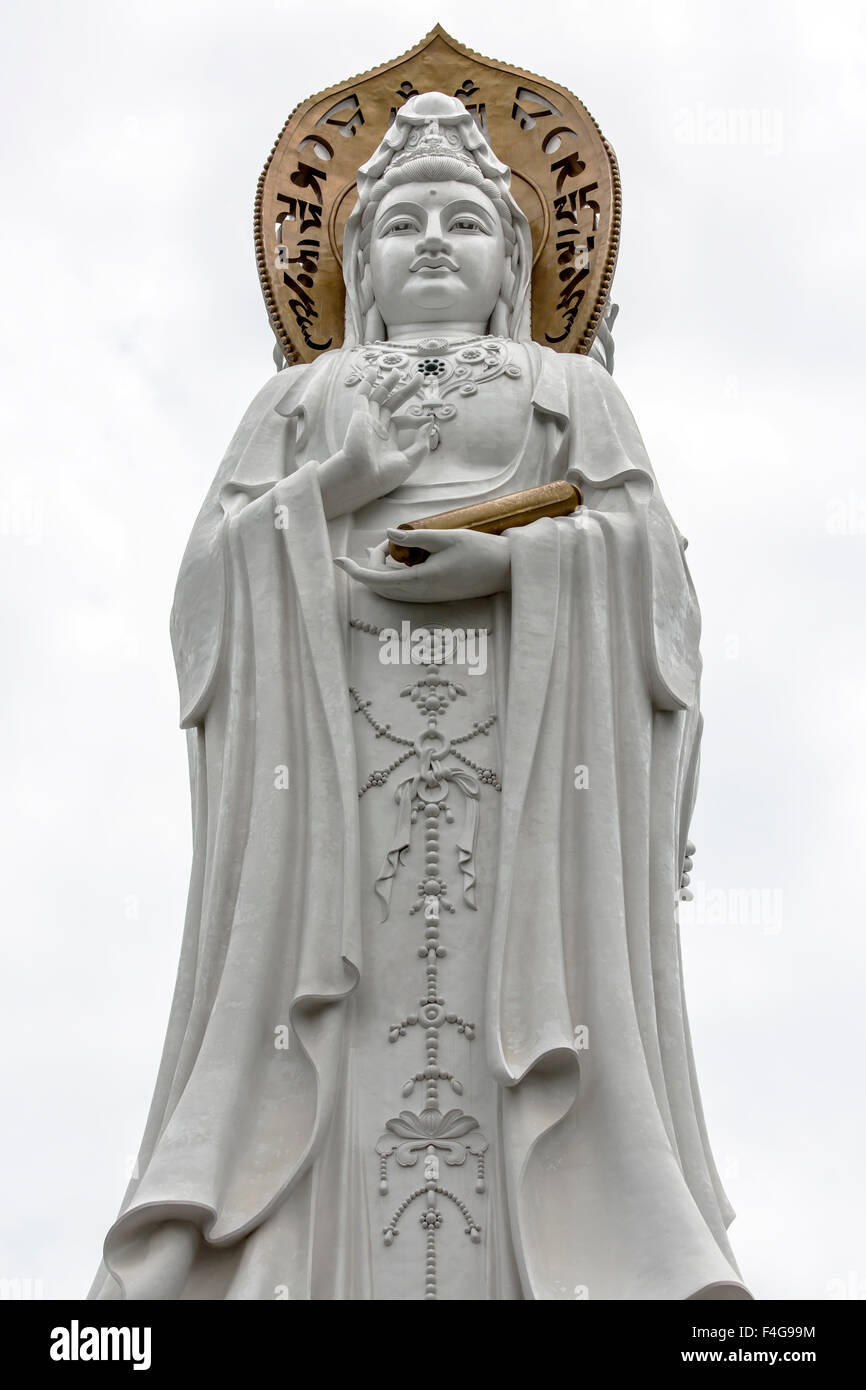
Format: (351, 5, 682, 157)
(255, 26, 620, 364)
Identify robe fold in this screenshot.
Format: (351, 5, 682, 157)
(89, 342, 750, 1301)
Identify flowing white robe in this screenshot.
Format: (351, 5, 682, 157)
(89, 341, 750, 1300)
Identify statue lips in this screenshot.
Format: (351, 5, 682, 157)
(410, 254, 459, 275)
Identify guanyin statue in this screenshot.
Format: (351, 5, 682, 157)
(90, 29, 750, 1302)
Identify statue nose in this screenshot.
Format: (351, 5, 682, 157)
(416, 223, 451, 255)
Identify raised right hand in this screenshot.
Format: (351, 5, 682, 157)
(317, 366, 434, 519)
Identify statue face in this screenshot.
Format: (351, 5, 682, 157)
(369, 179, 505, 332)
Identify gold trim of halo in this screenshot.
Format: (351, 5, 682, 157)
(255, 25, 621, 365)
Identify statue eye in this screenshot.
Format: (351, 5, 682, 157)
(382, 218, 419, 235)
(449, 217, 485, 233)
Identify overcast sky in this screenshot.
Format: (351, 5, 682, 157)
(1, 0, 864, 1301)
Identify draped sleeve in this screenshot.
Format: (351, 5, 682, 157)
(169, 359, 333, 727)
(529, 346, 702, 711)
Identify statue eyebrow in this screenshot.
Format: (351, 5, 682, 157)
(442, 199, 495, 227)
(373, 202, 424, 228)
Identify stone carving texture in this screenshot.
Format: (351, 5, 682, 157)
(345, 338, 522, 450)
(351, 621, 498, 1297)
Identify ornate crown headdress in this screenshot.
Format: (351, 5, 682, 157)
(388, 112, 478, 171)
(255, 26, 620, 364)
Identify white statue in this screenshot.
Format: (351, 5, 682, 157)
(90, 92, 750, 1301)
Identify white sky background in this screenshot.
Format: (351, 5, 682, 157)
(1, 0, 864, 1301)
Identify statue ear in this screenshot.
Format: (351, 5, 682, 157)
(489, 297, 510, 337)
(364, 303, 386, 343)
(490, 245, 519, 337)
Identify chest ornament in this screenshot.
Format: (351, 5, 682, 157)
(344, 337, 522, 450)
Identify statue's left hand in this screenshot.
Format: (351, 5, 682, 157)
(334, 528, 511, 602)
